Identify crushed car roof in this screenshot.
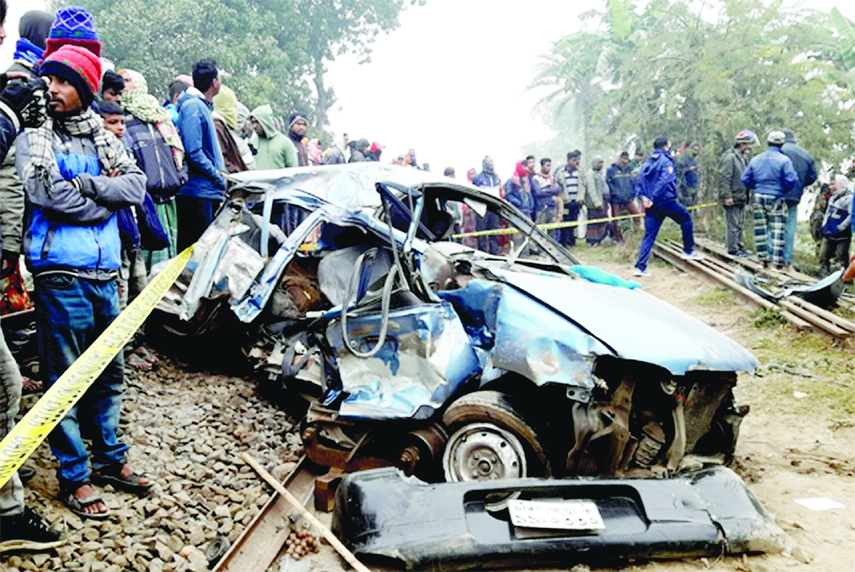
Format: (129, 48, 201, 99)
(232, 163, 476, 210)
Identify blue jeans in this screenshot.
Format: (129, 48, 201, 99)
(783, 202, 798, 264)
(635, 199, 694, 271)
(33, 274, 128, 489)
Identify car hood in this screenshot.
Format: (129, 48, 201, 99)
(490, 269, 757, 375)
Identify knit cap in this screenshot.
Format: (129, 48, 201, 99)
(43, 7, 101, 60)
(735, 130, 756, 144)
(40, 44, 102, 108)
(288, 112, 307, 130)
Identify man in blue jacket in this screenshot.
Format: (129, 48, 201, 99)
(780, 129, 817, 269)
(741, 130, 799, 269)
(17, 43, 149, 520)
(176, 59, 226, 250)
(633, 137, 704, 277)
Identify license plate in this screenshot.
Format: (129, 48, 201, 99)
(508, 499, 605, 531)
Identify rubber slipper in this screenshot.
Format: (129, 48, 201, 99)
(18, 465, 36, 484)
(91, 465, 152, 496)
(61, 489, 111, 521)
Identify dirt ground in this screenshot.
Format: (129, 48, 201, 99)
(3, 238, 854, 572)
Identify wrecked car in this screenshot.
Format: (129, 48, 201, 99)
(154, 163, 757, 483)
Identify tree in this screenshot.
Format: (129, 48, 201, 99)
(533, 0, 855, 203)
(529, 0, 653, 154)
(60, 0, 422, 134)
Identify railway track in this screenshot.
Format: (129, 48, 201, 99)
(213, 456, 329, 572)
(653, 238, 855, 337)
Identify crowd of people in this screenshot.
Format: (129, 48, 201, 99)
(445, 128, 850, 280)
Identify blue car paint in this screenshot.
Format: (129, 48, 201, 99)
(490, 269, 758, 376)
(440, 280, 612, 399)
(325, 301, 481, 420)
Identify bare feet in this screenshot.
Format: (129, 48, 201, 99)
(74, 484, 109, 517)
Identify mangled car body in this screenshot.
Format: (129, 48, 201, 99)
(156, 163, 757, 483)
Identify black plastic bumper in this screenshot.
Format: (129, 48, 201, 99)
(332, 466, 785, 570)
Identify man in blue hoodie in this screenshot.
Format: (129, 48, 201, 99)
(742, 130, 799, 269)
(176, 59, 226, 249)
(633, 137, 703, 277)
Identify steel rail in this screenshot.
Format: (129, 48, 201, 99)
(652, 242, 813, 330)
(214, 456, 326, 572)
(654, 240, 852, 336)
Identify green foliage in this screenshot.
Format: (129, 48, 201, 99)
(752, 308, 787, 329)
(533, 0, 855, 192)
(56, 0, 418, 132)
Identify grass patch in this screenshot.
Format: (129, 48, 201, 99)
(691, 287, 733, 307)
(752, 309, 788, 328)
(733, 318, 855, 420)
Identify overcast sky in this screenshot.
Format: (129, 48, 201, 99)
(325, 0, 578, 178)
(1, 1, 853, 179)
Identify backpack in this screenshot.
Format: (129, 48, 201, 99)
(125, 119, 188, 201)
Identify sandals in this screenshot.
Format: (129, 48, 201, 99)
(91, 464, 152, 496)
(61, 485, 111, 520)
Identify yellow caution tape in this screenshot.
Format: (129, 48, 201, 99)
(452, 201, 718, 239)
(0, 246, 193, 489)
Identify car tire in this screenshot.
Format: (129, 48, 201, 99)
(441, 390, 548, 482)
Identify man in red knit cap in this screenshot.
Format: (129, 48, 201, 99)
(16, 22, 151, 519)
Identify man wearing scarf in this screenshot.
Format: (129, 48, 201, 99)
(120, 68, 187, 269)
(15, 40, 150, 519)
(213, 85, 254, 171)
(287, 112, 309, 166)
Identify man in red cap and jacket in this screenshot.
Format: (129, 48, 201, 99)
(16, 12, 151, 521)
